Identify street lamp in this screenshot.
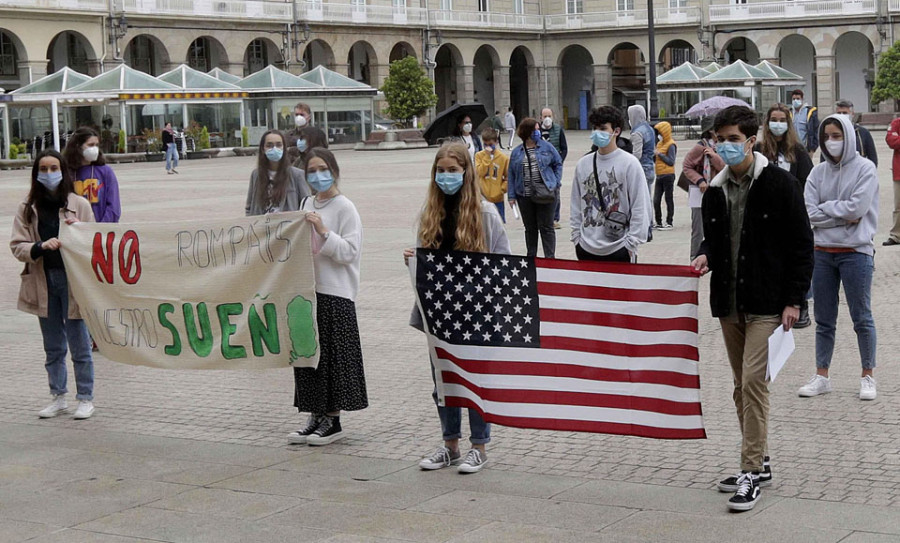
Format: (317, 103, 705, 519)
(647, 0, 659, 120)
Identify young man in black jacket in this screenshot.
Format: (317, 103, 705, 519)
(691, 106, 814, 512)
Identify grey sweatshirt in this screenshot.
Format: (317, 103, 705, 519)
(804, 114, 879, 256)
(570, 148, 651, 256)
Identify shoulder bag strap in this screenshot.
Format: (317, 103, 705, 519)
(592, 152, 608, 213)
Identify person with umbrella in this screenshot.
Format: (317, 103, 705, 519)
(452, 114, 482, 164)
(682, 117, 724, 262)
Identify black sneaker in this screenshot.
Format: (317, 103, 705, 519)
(727, 472, 761, 512)
(286, 414, 323, 444)
(718, 456, 772, 491)
(306, 415, 343, 446)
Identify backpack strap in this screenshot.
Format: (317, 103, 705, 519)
(807, 107, 817, 121)
(856, 127, 866, 158)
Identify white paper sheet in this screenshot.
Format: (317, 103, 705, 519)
(688, 185, 703, 208)
(767, 326, 795, 383)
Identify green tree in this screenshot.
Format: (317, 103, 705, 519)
(241, 126, 250, 147)
(199, 126, 211, 150)
(872, 40, 900, 107)
(117, 130, 127, 153)
(380, 56, 438, 127)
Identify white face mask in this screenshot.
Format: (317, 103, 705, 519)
(542, 117, 553, 129)
(295, 115, 308, 128)
(82, 146, 100, 163)
(463, 123, 472, 134)
(825, 139, 844, 158)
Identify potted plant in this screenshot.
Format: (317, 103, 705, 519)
(185, 121, 219, 159)
(142, 128, 165, 162)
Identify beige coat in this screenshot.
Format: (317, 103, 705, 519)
(10, 193, 95, 319)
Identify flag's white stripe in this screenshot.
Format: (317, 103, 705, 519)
(432, 338, 699, 375)
(444, 384, 704, 430)
(540, 295, 698, 320)
(435, 357, 701, 403)
(540, 322, 698, 347)
(537, 267, 699, 293)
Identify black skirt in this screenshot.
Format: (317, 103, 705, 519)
(293, 293, 368, 413)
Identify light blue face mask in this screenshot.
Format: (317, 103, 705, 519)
(591, 130, 613, 149)
(435, 172, 464, 195)
(297, 139, 308, 153)
(716, 141, 749, 166)
(768, 121, 788, 137)
(792, 99, 803, 110)
(306, 170, 334, 192)
(37, 171, 63, 191)
(265, 147, 284, 162)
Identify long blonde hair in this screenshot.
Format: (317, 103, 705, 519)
(760, 103, 800, 164)
(418, 142, 486, 252)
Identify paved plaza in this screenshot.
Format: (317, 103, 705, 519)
(2, 133, 900, 541)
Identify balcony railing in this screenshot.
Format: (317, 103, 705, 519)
(891, 0, 900, 11)
(709, 0, 875, 23)
(122, 0, 293, 21)
(0, 0, 107, 12)
(298, 1, 428, 25)
(429, 10, 544, 31)
(546, 6, 700, 31)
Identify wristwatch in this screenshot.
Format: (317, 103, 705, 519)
(322, 231, 330, 240)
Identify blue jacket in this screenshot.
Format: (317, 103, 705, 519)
(631, 121, 656, 177)
(507, 139, 563, 200)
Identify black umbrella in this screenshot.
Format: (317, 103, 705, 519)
(422, 103, 489, 145)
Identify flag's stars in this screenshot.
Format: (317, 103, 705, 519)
(491, 266, 501, 276)
(463, 312, 473, 321)
(434, 300, 443, 310)
(483, 332, 492, 341)
(443, 329, 451, 339)
(500, 257, 509, 267)
(443, 310, 452, 321)
(523, 295, 532, 305)
(502, 277, 511, 286)
(427, 309, 433, 317)
(494, 305, 503, 313)
(503, 295, 512, 304)
(521, 278, 530, 287)
(425, 290, 434, 300)
(453, 321, 462, 330)
(454, 283, 464, 292)
(474, 302, 483, 312)
(519, 259, 528, 268)
(511, 268, 520, 277)
(435, 281, 443, 291)
(463, 255, 472, 265)
(503, 332, 512, 342)
(493, 322, 503, 332)
(523, 314, 533, 324)
(482, 256, 490, 266)
(462, 331, 472, 340)
(444, 291, 453, 301)
(465, 274, 473, 283)
(473, 265, 482, 275)
(434, 319, 442, 328)
(493, 285, 502, 294)
(483, 314, 492, 325)
(513, 304, 522, 314)
(473, 322, 482, 331)
(453, 302, 462, 311)
(474, 284, 484, 293)
(512, 287, 521, 295)
(464, 293, 473, 302)
(446, 273, 454, 283)
(426, 271, 434, 281)
(485, 293, 493, 303)
(445, 253, 454, 263)
(426, 253, 435, 262)
(436, 263, 444, 272)
(523, 333, 533, 342)
(503, 313, 513, 323)
(513, 324, 522, 333)
(482, 274, 492, 284)
(455, 264, 464, 273)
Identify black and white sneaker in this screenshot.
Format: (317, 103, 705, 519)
(306, 415, 343, 446)
(718, 456, 772, 492)
(286, 414, 323, 444)
(727, 472, 761, 512)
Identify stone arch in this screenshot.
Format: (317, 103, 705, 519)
(302, 39, 335, 71)
(244, 37, 282, 76)
(559, 45, 594, 130)
(473, 44, 500, 114)
(833, 31, 875, 112)
(720, 36, 760, 64)
(389, 41, 417, 63)
(124, 35, 171, 76)
(347, 40, 377, 85)
(187, 36, 228, 72)
(47, 30, 97, 75)
(0, 28, 26, 88)
(434, 42, 464, 111)
(509, 45, 533, 122)
(777, 34, 816, 100)
(607, 42, 645, 111)
(659, 39, 696, 72)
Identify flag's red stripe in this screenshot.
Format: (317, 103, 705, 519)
(442, 372, 702, 416)
(444, 396, 707, 439)
(540, 308, 698, 333)
(537, 282, 698, 305)
(541, 336, 700, 361)
(435, 348, 700, 389)
(536, 257, 701, 278)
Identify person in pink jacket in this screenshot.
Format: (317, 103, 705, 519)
(681, 119, 724, 261)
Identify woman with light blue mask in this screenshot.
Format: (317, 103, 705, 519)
(756, 103, 813, 188)
(245, 129, 310, 216)
(290, 147, 367, 446)
(291, 126, 328, 169)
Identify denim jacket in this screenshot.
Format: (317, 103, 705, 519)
(507, 139, 563, 200)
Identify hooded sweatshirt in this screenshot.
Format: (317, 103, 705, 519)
(628, 105, 656, 177)
(804, 114, 879, 256)
(654, 122, 676, 176)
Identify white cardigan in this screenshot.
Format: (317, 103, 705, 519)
(300, 195, 363, 302)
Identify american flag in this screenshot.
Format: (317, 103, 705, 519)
(412, 249, 705, 439)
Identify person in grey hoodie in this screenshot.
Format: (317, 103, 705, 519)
(797, 114, 879, 401)
(627, 104, 656, 195)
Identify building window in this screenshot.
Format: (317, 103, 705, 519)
(188, 38, 210, 72)
(514, 0, 524, 13)
(392, 0, 406, 10)
(0, 33, 17, 76)
(478, 0, 488, 11)
(351, 0, 365, 11)
(669, 0, 687, 6)
(246, 39, 268, 75)
(129, 36, 155, 75)
(440, 0, 451, 9)
(617, 0, 634, 10)
(66, 33, 88, 74)
(566, 0, 583, 14)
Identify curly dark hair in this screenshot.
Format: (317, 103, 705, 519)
(588, 106, 625, 132)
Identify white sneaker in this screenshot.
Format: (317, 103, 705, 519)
(38, 395, 69, 418)
(860, 376, 877, 401)
(72, 400, 95, 420)
(798, 375, 832, 397)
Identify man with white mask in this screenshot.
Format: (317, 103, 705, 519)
(539, 107, 567, 228)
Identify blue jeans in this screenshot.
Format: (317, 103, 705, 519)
(39, 268, 94, 400)
(494, 201, 505, 223)
(165, 142, 179, 170)
(812, 250, 876, 371)
(430, 360, 491, 444)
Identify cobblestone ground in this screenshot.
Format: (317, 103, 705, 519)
(2, 132, 900, 509)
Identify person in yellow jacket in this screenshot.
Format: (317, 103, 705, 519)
(653, 121, 678, 230)
(474, 128, 510, 222)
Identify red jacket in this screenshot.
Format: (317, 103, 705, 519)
(887, 118, 900, 181)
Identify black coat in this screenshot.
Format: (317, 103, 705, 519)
(754, 142, 813, 187)
(698, 159, 814, 318)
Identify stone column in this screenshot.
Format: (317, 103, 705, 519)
(494, 65, 510, 117)
(528, 64, 542, 118)
(537, 65, 557, 119)
(593, 64, 612, 109)
(17, 60, 48, 86)
(457, 65, 475, 103)
(225, 62, 245, 77)
(815, 55, 835, 117)
(86, 60, 102, 77)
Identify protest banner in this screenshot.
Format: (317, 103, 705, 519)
(59, 211, 319, 370)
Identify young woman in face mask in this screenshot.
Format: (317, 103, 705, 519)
(453, 114, 482, 164)
(288, 148, 366, 446)
(291, 125, 329, 170)
(402, 142, 510, 474)
(245, 129, 310, 216)
(798, 115, 879, 401)
(756, 104, 813, 187)
(10, 150, 97, 420)
(682, 118, 725, 261)
(63, 127, 121, 223)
